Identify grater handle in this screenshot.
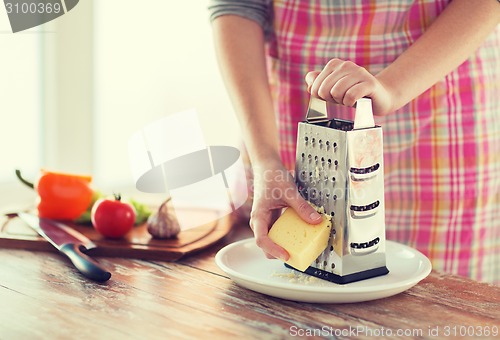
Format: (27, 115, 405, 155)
(305, 97, 329, 123)
(353, 98, 375, 129)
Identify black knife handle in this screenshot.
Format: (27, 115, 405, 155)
(59, 244, 111, 282)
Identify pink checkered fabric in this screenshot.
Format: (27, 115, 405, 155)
(267, 0, 500, 283)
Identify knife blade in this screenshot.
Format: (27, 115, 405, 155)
(17, 213, 111, 282)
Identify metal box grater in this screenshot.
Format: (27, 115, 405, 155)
(292, 97, 389, 284)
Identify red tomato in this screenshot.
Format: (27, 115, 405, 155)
(91, 195, 136, 239)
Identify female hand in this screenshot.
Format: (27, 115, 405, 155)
(305, 58, 395, 115)
(250, 159, 323, 260)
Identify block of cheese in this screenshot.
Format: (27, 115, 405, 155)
(268, 207, 332, 272)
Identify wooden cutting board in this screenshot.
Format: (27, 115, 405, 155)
(0, 208, 233, 261)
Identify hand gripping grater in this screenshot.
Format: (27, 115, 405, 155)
(292, 97, 389, 284)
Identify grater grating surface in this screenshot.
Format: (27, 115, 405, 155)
(293, 97, 389, 284)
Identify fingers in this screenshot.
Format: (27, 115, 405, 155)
(305, 71, 321, 92)
(286, 192, 322, 225)
(250, 209, 289, 261)
(308, 59, 345, 99)
(249, 164, 323, 262)
(342, 82, 370, 107)
(306, 59, 376, 106)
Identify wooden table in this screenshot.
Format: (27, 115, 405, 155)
(0, 222, 499, 340)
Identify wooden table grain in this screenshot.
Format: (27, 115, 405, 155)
(0, 221, 498, 340)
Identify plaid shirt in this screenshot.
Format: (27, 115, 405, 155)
(209, 0, 500, 284)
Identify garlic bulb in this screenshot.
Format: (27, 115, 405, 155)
(147, 198, 181, 239)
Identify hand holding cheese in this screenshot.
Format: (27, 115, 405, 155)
(268, 207, 332, 271)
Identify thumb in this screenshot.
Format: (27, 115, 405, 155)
(287, 194, 323, 224)
(305, 71, 321, 93)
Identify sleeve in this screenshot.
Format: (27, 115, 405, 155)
(208, 0, 273, 38)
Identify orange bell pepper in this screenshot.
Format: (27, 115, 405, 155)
(16, 169, 94, 220)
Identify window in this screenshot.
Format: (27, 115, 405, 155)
(93, 1, 238, 194)
(0, 10, 41, 208)
(1, 1, 239, 208)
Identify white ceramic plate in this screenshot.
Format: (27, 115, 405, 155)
(215, 238, 432, 303)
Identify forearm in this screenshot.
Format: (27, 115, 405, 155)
(211, 15, 280, 166)
(377, 0, 500, 111)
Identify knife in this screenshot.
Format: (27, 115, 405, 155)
(17, 213, 111, 282)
